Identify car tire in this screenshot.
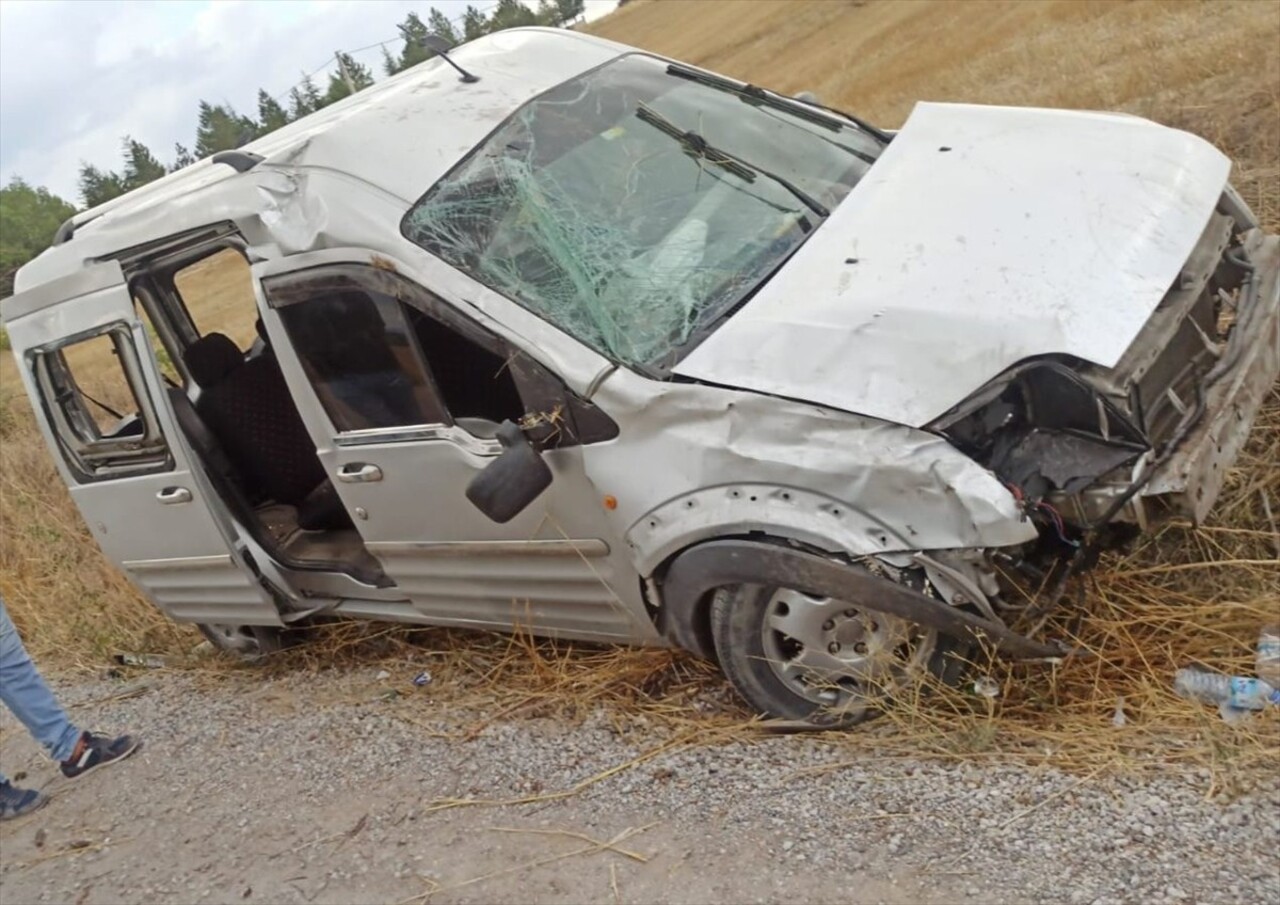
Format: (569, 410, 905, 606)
(197, 623, 289, 661)
(710, 582, 971, 728)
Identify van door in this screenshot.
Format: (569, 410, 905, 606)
(251, 251, 654, 643)
(3, 262, 282, 627)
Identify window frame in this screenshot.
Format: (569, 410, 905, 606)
(28, 322, 173, 483)
(167, 244, 260, 352)
(262, 263, 617, 450)
(266, 267, 453, 439)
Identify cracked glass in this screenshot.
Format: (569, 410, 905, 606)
(403, 55, 880, 371)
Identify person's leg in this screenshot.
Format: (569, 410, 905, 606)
(0, 598, 82, 763)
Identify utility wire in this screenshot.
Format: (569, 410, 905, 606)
(267, 0, 503, 106)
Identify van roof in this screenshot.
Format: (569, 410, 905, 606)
(12, 28, 630, 295)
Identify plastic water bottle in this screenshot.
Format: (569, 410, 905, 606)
(1257, 624, 1280, 688)
(1173, 668, 1280, 710)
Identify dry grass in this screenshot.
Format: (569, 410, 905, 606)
(1, 0, 1277, 778)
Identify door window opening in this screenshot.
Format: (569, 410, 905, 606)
(132, 249, 387, 587)
(277, 284, 445, 433)
(31, 324, 170, 481)
(172, 247, 261, 352)
(407, 308, 525, 427)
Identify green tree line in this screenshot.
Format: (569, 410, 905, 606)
(1, 1, 587, 296)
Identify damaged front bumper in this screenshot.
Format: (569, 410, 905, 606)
(1138, 232, 1280, 524)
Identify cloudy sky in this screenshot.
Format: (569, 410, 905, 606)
(0, 0, 618, 204)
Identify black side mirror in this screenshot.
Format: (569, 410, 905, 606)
(465, 420, 553, 523)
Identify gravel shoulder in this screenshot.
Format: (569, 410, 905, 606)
(1, 668, 1277, 905)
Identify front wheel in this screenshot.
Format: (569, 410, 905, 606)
(710, 582, 970, 727)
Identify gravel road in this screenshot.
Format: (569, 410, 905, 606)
(1, 667, 1277, 905)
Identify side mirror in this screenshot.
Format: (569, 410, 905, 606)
(465, 420, 553, 523)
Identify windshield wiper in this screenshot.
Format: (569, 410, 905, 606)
(665, 63, 892, 144)
(635, 102, 830, 219)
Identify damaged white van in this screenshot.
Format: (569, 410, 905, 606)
(4, 28, 1278, 726)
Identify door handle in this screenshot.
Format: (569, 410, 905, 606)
(157, 486, 193, 505)
(337, 463, 383, 483)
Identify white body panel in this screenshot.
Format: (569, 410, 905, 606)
(251, 249, 655, 643)
(675, 102, 1232, 426)
(3, 28, 1271, 660)
(2, 269, 280, 626)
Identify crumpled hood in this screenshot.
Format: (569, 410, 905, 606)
(673, 101, 1231, 427)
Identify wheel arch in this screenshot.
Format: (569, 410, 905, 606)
(652, 537, 1062, 662)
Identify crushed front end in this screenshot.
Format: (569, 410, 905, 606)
(933, 189, 1280, 560)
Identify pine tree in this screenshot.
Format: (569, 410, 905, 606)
(121, 137, 166, 189)
(288, 74, 324, 120)
(556, 0, 585, 24)
(536, 0, 562, 26)
(427, 8, 460, 45)
(490, 0, 538, 31)
(257, 89, 290, 133)
(77, 164, 126, 208)
(172, 144, 196, 171)
(324, 52, 375, 105)
(393, 11, 433, 74)
(462, 5, 489, 41)
(381, 45, 400, 77)
(194, 101, 258, 157)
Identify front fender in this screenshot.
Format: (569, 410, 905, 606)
(657, 538, 1062, 661)
(626, 483, 916, 579)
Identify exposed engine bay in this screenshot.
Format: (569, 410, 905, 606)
(932, 205, 1272, 569)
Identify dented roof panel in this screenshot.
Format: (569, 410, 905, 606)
(674, 101, 1231, 427)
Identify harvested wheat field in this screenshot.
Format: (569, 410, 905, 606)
(0, 5, 1274, 901)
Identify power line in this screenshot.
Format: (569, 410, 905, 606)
(268, 1, 503, 106)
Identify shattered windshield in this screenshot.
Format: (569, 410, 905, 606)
(402, 54, 880, 371)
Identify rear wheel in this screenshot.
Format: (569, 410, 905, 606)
(710, 581, 970, 727)
(197, 623, 286, 660)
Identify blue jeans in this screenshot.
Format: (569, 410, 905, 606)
(0, 597, 81, 784)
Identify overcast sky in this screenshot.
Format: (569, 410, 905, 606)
(0, 0, 618, 204)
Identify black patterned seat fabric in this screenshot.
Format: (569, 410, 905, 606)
(184, 333, 328, 507)
(183, 332, 243, 389)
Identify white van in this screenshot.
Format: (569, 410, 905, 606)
(4, 28, 1277, 726)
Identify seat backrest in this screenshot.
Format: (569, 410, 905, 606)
(183, 332, 244, 389)
(166, 386, 237, 484)
(194, 352, 328, 506)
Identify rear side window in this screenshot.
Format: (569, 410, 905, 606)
(173, 248, 259, 351)
(276, 285, 446, 432)
(30, 324, 170, 481)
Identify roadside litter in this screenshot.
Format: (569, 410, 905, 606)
(113, 653, 166, 669)
(972, 677, 1000, 699)
(1173, 625, 1280, 723)
(1256, 622, 1280, 685)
